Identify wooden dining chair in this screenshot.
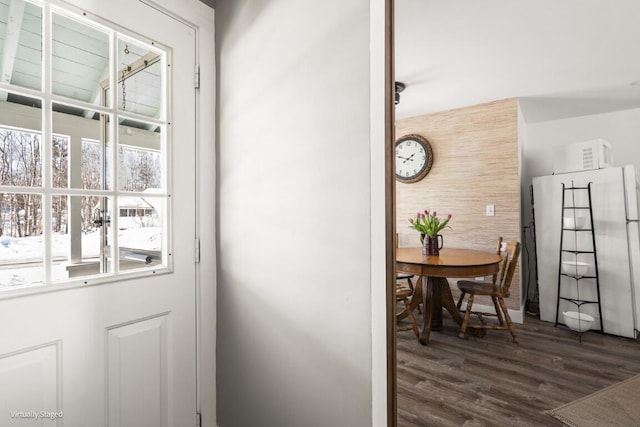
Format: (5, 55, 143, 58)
(395, 233, 415, 293)
(457, 236, 503, 294)
(395, 233, 423, 317)
(396, 283, 419, 337)
(456, 240, 521, 342)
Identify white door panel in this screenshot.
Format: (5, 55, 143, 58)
(107, 315, 169, 427)
(0, 1, 197, 426)
(0, 343, 60, 426)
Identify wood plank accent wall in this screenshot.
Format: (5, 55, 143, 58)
(395, 98, 521, 310)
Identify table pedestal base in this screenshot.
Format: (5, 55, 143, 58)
(395, 276, 463, 345)
(420, 276, 464, 344)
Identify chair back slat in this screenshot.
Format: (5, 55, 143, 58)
(498, 241, 521, 295)
(491, 236, 504, 285)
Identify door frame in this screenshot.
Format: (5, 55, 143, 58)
(385, 0, 397, 424)
(383, 0, 396, 425)
(370, 0, 396, 425)
(140, 0, 217, 425)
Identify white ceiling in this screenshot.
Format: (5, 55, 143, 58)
(394, 0, 640, 122)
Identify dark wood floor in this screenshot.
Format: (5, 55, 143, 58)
(396, 308, 640, 426)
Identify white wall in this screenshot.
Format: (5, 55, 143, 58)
(522, 108, 640, 183)
(521, 107, 640, 222)
(215, 0, 385, 426)
(519, 105, 640, 305)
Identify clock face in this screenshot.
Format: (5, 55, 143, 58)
(395, 134, 433, 183)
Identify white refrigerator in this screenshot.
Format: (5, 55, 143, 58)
(532, 165, 640, 338)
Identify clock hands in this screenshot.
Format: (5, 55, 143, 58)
(397, 153, 416, 164)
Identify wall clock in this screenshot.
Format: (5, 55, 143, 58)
(395, 134, 433, 183)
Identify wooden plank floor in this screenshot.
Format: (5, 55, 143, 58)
(396, 309, 640, 426)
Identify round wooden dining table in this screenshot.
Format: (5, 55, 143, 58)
(396, 247, 502, 345)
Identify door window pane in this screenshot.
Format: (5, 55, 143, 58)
(52, 104, 111, 190)
(118, 119, 162, 192)
(52, 12, 110, 105)
(0, 193, 43, 287)
(117, 38, 163, 118)
(54, 195, 113, 281)
(0, 90, 42, 135)
(0, 126, 41, 188)
(0, 1, 43, 91)
(118, 195, 162, 271)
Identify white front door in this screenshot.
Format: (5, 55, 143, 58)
(0, 1, 197, 426)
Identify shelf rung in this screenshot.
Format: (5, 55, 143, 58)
(563, 186, 590, 190)
(561, 250, 595, 254)
(559, 297, 600, 305)
(560, 273, 597, 279)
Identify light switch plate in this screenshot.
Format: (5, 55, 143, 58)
(486, 204, 495, 216)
